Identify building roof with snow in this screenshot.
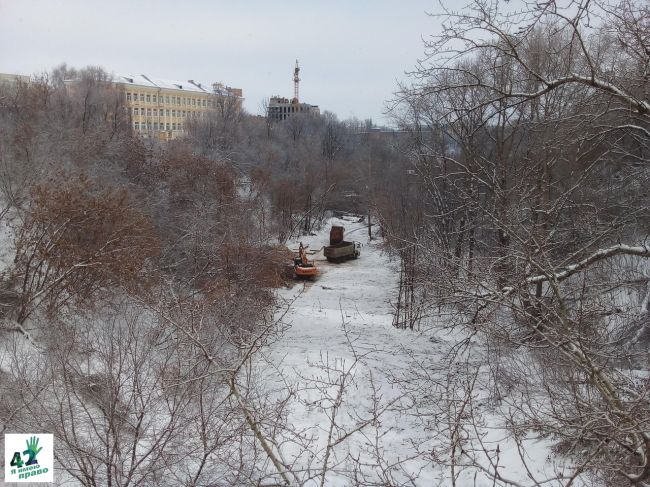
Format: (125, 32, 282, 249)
(113, 73, 242, 97)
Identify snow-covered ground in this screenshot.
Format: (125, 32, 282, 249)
(0, 213, 15, 275)
(0, 210, 581, 486)
(257, 216, 569, 486)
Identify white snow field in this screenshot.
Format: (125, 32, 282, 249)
(254, 216, 571, 487)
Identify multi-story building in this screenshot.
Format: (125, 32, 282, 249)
(267, 96, 320, 121)
(0, 72, 30, 86)
(267, 61, 320, 121)
(111, 74, 243, 140)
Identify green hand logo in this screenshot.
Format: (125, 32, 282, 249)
(23, 436, 43, 466)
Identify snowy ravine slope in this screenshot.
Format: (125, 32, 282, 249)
(253, 216, 569, 487)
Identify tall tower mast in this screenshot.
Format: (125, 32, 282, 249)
(293, 59, 300, 104)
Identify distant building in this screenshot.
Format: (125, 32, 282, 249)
(0, 72, 30, 86)
(110, 74, 243, 140)
(267, 96, 320, 121)
(267, 61, 320, 120)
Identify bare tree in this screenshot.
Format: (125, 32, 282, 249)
(389, 0, 650, 484)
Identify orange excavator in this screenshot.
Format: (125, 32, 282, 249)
(294, 242, 319, 279)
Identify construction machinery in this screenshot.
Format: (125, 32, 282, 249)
(294, 242, 318, 278)
(324, 226, 361, 263)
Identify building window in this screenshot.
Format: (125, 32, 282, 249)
(153, 95, 157, 103)
(179, 123, 183, 130)
(147, 109, 152, 116)
(166, 109, 170, 116)
(153, 109, 158, 116)
(172, 110, 176, 117)
(134, 122, 139, 130)
(182, 110, 186, 117)
(176, 96, 181, 104)
(166, 123, 170, 130)
(146, 94, 151, 102)
(126, 93, 132, 101)
(166, 96, 170, 104)
(172, 123, 176, 130)
(154, 122, 158, 130)
(140, 93, 145, 102)
(192, 98, 196, 106)
(202, 99, 206, 107)
(133, 108, 138, 116)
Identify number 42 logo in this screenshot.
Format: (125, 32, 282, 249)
(4, 433, 53, 482)
(10, 436, 43, 468)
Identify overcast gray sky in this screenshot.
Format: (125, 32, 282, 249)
(0, 0, 441, 124)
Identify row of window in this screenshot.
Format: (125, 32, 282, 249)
(131, 107, 206, 118)
(126, 92, 207, 107)
(270, 105, 310, 113)
(135, 121, 183, 131)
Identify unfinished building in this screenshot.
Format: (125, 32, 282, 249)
(267, 60, 320, 121)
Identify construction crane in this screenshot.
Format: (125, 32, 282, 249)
(293, 59, 300, 104)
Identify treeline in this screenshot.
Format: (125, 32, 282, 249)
(379, 0, 650, 484)
(0, 63, 412, 485)
(184, 94, 411, 242)
(0, 65, 303, 484)
(0, 64, 413, 318)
